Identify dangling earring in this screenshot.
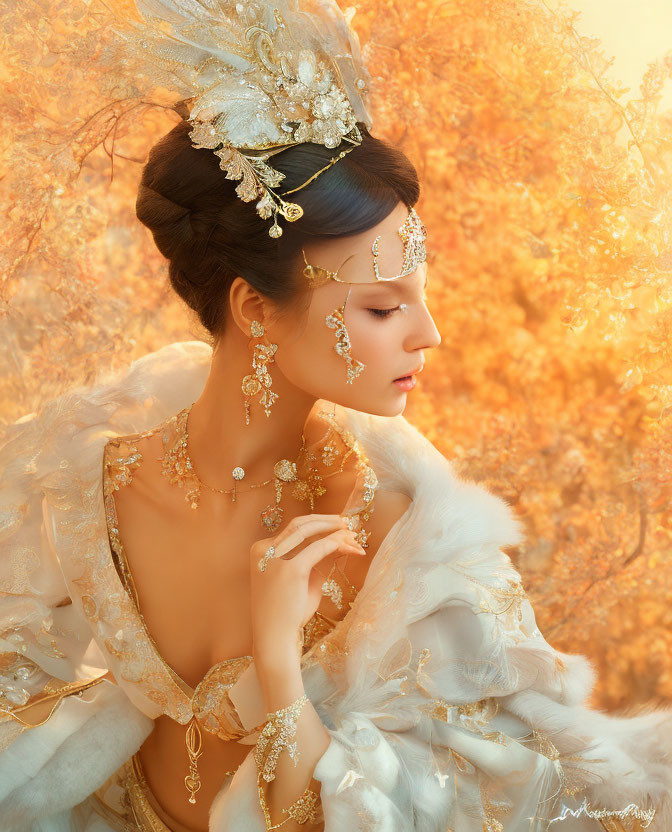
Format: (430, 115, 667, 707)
(241, 320, 279, 423)
(325, 289, 366, 384)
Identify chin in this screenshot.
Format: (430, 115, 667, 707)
(350, 396, 406, 419)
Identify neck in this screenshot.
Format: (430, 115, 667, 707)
(186, 334, 320, 489)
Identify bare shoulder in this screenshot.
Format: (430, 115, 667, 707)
(369, 488, 413, 533)
(366, 487, 412, 553)
(347, 487, 413, 592)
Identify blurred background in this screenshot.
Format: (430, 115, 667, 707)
(1, 0, 671, 711)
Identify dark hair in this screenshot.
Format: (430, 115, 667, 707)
(136, 118, 420, 339)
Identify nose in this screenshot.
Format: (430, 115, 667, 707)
(418, 302, 442, 350)
(404, 303, 441, 367)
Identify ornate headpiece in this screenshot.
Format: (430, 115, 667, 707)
(301, 207, 428, 285)
(114, 0, 374, 238)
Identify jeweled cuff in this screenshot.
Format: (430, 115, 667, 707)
(253, 693, 323, 829)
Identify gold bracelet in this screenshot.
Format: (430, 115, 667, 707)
(257, 772, 321, 830)
(254, 693, 309, 783)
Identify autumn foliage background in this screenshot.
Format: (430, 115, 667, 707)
(1, 0, 671, 711)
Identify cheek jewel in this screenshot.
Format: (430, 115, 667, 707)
(325, 299, 366, 383)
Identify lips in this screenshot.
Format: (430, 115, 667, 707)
(394, 363, 424, 382)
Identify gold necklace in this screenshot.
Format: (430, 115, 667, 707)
(159, 403, 329, 532)
(155, 402, 376, 807)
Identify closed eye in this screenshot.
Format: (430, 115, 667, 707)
(367, 307, 400, 318)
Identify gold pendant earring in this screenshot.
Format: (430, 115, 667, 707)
(241, 320, 279, 422)
(325, 293, 365, 384)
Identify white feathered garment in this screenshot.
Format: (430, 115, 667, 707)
(0, 340, 670, 832)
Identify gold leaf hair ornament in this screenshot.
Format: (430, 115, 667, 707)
(113, 0, 374, 238)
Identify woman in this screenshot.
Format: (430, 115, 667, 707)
(1, 3, 671, 831)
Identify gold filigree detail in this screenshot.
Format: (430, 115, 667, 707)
(524, 730, 606, 798)
(480, 774, 511, 832)
(93, 405, 376, 734)
(420, 695, 508, 746)
(476, 577, 527, 617)
(104, 441, 143, 496)
(255, 694, 309, 783)
(191, 656, 254, 741)
(0, 675, 107, 727)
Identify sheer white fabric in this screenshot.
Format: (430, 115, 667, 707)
(1, 340, 670, 831)
(216, 375, 672, 832)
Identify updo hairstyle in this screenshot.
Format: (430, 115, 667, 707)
(135, 117, 420, 341)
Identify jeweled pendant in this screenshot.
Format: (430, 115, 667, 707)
(321, 443, 339, 466)
(184, 716, 203, 804)
(346, 358, 365, 383)
(291, 479, 312, 503)
(186, 484, 201, 510)
(242, 375, 262, 396)
(321, 578, 343, 609)
(274, 459, 297, 482)
(261, 504, 283, 532)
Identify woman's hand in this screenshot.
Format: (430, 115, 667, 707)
(249, 513, 365, 667)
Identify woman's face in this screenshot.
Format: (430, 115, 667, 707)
(269, 201, 442, 417)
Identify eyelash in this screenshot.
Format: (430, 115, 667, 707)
(365, 285, 429, 318)
(367, 306, 400, 318)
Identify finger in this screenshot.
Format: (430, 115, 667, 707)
(254, 518, 351, 572)
(277, 527, 362, 563)
(268, 514, 350, 559)
(290, 529, 366, 574)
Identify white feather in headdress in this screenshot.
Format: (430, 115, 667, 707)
(111, 0, 374, 234)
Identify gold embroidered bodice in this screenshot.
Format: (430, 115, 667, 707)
(101, 403, 378, 741)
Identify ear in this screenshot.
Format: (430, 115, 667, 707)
(229, 277, 272, 338)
